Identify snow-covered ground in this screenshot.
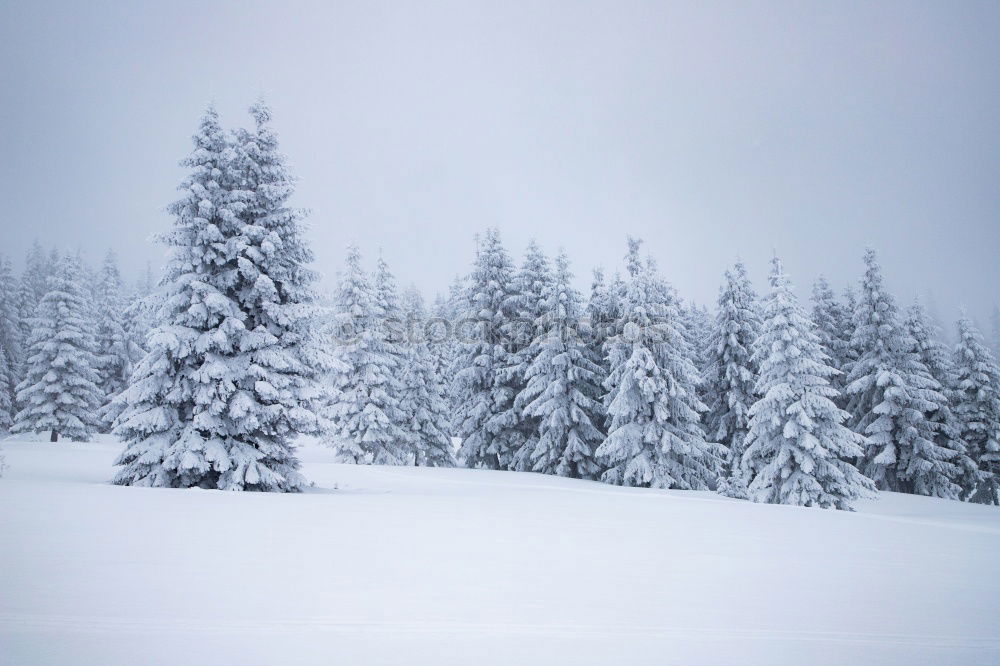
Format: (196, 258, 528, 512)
(1, 437, 999, 665)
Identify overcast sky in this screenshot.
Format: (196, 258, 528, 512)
(1, 0, 997, 329)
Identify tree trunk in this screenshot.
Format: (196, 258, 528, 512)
(50, 430, 58, 442)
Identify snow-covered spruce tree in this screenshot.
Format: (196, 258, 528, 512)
(326, 246, 407, 465)
(839, 285, 860, 380)
(507, 240, 552, 471)
(952, 316, 1000, 505)
(682, 301, 714, 377)
(518, 251, 604, 478)
(585, 269, 620, 423)
(13, 252, 103, 442)
(0, 257, 20, 419)
(114, 103, 324, 491)
(905, 301, 975, 498)
(844, 249, 958, 494)
(649, 260, 724, 487)
(742, 257, 875, 510)
(0, 257, 22, 373)
(370, 256, 415, 464)
(704, 261, 760, 497)
(123, 262, 159, 355)
(435, 274, 467, 415)
(93, 250, 144, 429)
(400, 287, 456, 467)
(0, 345, 12, 430)
(453, 229, 521, 470)
(811, 276, 852, 392)
(102, 283, 159, 432)
(13, 242, 52, 391)
(18, 241, 51, 305)
(586, 269, 619, 373)
(596, 238, 720, 489)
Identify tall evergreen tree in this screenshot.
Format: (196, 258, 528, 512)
(704, 261, 760, 496)
(19, 241, 51, 303)
(0, 257, 22, 367)
(103, 283, 158, 432)
(15, 241, 52, 377)
(326, 246, 408, 465)
(93, 250, 143, 428)
(436, 274, 466, 416)
(400, 287, 456, 467)
(952, 316, 1000, 505)
(839, 284, 860, 388)
(742, 256, 874, 510)
(507, 240, 552, 470)
(0, 345, 12, 431)
(519, 252, 604, 478)
(905, 301, 975, 499)
(844, 249, 957, 494)
(114, 103, 324, 491)
(811, 275, 852, 391)
(597, 238, 720, 489)
(124, 261, 159, 355)
(453, 229, 521, 469)
(586, 269, 618, 374)
(682, 301, 714, 378)
(372, 256, 414, 462)
(13, 252, 103, 442)
(0, 257, 20, 415)
(585, 269, 622, 422)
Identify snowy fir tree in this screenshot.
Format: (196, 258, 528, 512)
(810, 275, 852, 392)
(0, 257, 22, 373)
(952, 316, 1000, 505)
(586, 269, 618, 369)
(506, 240, 552, 470)
(453, 229, 522, 470)
(680, 300, 715, 432)
(13, 252, 103, 442)
(742, 256, 875, 510)
(596, 238, 720, 489)
(0, 257, 20, 418)
(102, 288, 158, 431)
(839, 285, 860, 381)
(113, 103, 325, 491)
(704, 261, 760, 497)
(123, 262, 159, 355)
(584, 269, 621, 419)
(904, 301, 976, 499)
(518, 251, 604, 479)
(370, 255, 415, 463)
(14, 241, 52, 376)
(399, 287, 456, 467)
(682, 301, 714, 379)
(326, 246, 408, 465)
(18, 241, 51, 306)
(430, 275, 466, 413)
(0, 345, 12, 430)
(844, 249, 958, 494)
(649, 256, 724, 484)
(93, 250, 143, 429)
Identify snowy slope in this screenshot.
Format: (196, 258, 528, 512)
(1, 437, 999, 665)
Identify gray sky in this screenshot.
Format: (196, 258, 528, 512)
(2, 0, 998, 328)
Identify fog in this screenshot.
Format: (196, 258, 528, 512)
(1, 0, 997, 328)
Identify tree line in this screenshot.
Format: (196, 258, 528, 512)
(3, 103, 999, 511)
(0, 244, 155, 441)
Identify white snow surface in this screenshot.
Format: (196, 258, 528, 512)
(1, 436, 999, 665)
